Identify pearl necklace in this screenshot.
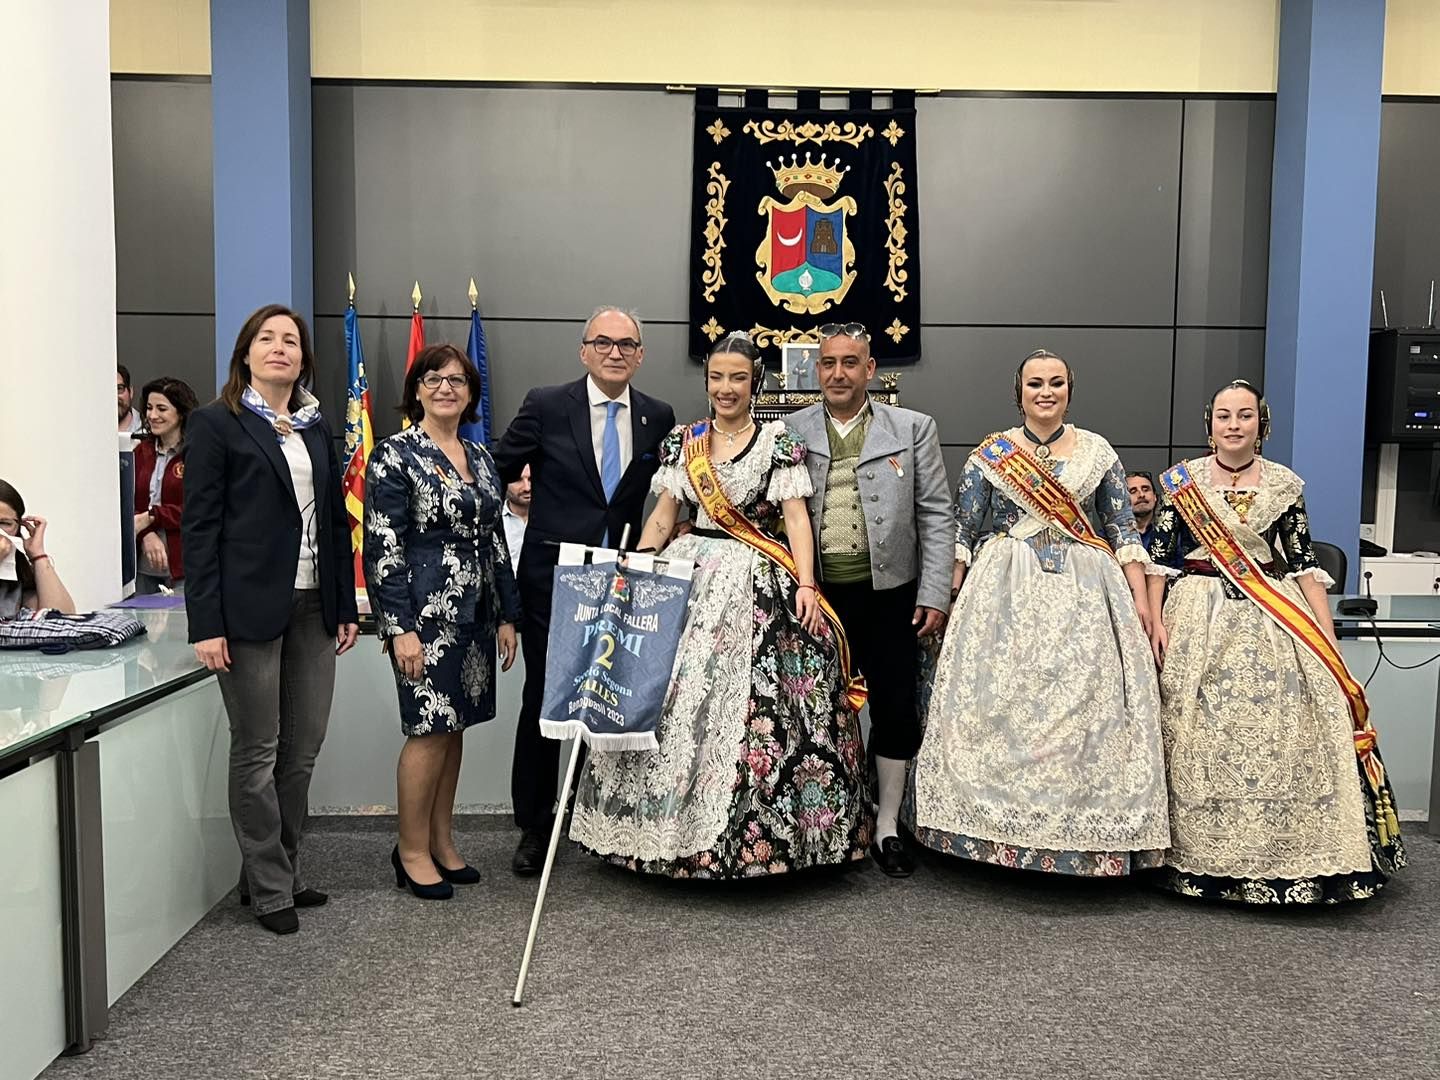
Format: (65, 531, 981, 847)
(711, 417, 755, 447)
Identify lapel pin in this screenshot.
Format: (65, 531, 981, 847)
(888, 456, 904, 478)
(641, 415, 648, 426)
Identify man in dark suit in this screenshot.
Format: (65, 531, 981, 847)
(494, 306, 676, 874)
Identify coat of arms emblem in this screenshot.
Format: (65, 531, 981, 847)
(755, 153, 857, 314)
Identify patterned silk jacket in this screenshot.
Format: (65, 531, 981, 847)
(364, 426, 522, 638)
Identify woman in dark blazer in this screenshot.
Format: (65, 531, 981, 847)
(365, 344, 520, 899)
(133, 376, 198, 593)
(182, 303, 359, 935)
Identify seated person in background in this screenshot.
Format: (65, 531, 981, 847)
(1127, 469, 1157, 550)
(0, 478, 76, 616)
(134, 377, 199, 594)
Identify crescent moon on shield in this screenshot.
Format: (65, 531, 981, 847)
(777, 227, 803, 246)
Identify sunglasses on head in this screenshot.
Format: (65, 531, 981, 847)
(819, 322, 869, 342)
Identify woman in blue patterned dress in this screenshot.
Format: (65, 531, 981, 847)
(568, 334, 872, 878)
(365, 344, 521, 899)
(909, 349, 1170, 875)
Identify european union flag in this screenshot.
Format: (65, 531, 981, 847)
(462, 307, 493, 445)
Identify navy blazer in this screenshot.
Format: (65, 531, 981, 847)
(494, 377, 675, 596)
(363, 427, 522, 638)
(182, 401, 358, 643)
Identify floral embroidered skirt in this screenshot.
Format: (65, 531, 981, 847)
(569, 532, 873, 879)
(907, 537, 1171, 876)
(1155, 575, 1406, 904)
(391, 617, 497, 736)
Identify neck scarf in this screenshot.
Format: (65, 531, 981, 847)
(242, 384, 322, 442)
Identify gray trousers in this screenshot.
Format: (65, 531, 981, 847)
(216, 590, 336, 916)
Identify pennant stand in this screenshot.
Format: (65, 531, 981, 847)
(511, 731, 585, 1007)
(513, 527, 625, 1008)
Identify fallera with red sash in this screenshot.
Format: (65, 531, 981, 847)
(1159, 460, 1400, 845)
(973, 432, 1116, 559)
(682, 420, 867, 712)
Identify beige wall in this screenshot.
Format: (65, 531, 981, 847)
(111, 0, 1282, 91)
(1383, 0, 1440, 96)
(105, 0, 1440, 95)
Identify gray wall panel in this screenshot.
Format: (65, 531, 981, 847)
(1171, 328, 1265, 445)
(902, 327, 1173, 446)
(111, 80, 214, 314)
(117, 315, 217, 403)
(1176, 100, 1273, 327)
(311, 315, 707, 443)
(1373, 101, 1440, 329)
(1112, 446, 1177, 483)
(312, 85, 694, 321)
(916, 97, 1181, 326)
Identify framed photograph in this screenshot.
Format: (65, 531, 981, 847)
(780, 343, 821, 391)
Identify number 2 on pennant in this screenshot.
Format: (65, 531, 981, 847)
(596, 633, 616, 670)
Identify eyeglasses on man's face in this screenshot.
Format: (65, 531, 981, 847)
(819, 322, 870, 343)
(420, 373, 469, 391)
(583, 336, 641, 358)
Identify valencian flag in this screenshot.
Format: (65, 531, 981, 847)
(539, 545, 694, 751)
(689, 88, 921, 364)
(341, 301, 374, 590)
(461, 302, 494, 445)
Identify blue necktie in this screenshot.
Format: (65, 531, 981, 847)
(600, 401, 622, 545)
(601, 401, 622, 501)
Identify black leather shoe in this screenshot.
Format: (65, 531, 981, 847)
(257, 907, 299, 935)
(392, 845, 454, 900)
(433, 856, 481, 885)
(871, 836, 916, 878)
(512, 830, 545, 876)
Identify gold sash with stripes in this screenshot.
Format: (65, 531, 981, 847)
(973, 432, 1116, 559)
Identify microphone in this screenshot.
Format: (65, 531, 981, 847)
(1339, 569, 1378, 617)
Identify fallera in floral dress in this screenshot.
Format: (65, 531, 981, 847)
(568, 421, 873, 878)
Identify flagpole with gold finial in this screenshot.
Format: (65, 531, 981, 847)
(412, 280, 423, 312)
(468, 277, 479, 311)
(348, 271, 356, 307)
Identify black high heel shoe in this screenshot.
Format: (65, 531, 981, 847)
(432, 854, 481, 885)
(391, 845, 453, 900)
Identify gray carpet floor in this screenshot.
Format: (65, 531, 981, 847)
(42, 816, 1440, 1080)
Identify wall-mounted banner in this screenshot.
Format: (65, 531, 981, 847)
(539, 544, 695, 751)
(689, 88, 921, 364)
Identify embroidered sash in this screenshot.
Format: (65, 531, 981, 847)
(682, 420, 867, 712)
(1160, 461, 1397, 840)
(973, 433, 1116, 559)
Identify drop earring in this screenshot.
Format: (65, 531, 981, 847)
(1254, 436, 1263, 454)
(1207, 436, 1216, 452)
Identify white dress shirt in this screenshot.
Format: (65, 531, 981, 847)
(825, 396, 872, 438)
(503, 503, 527, 574)
(586, 376, 633, 482)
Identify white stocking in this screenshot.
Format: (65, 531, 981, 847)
(875, 755, 908, 843)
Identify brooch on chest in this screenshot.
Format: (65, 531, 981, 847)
(1221, 489, 1255, 524)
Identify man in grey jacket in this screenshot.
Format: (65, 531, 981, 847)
(787, 323, 952, 877)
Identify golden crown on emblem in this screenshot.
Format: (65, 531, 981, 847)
(766, 152, 850, 199)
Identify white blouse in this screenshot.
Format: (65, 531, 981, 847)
(280, 433, 320, 590)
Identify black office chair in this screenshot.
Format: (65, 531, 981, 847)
(1310, 541, 1348, 595)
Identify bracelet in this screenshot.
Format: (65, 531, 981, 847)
(796, 583, 816, 592)
(31, 554, 51, 565)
